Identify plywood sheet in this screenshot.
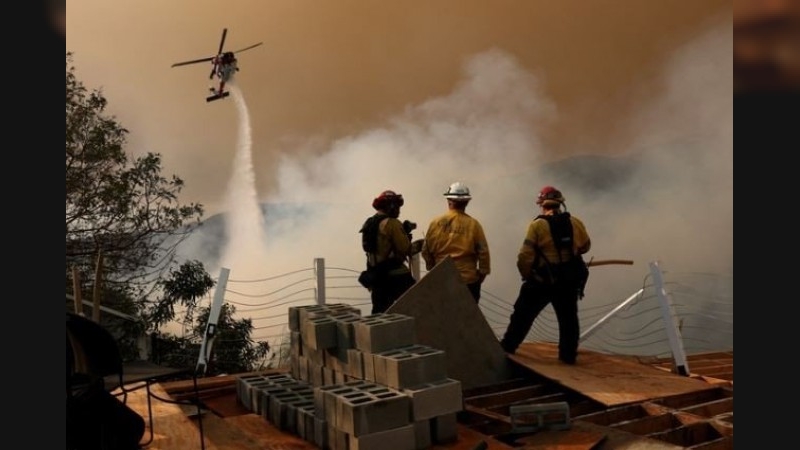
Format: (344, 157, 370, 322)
(118, 383, 217, 450)
(509, 343, 717, 407)
(513, 428, 606, 449)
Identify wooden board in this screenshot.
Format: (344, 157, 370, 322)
(117, 383, 217, 450)
(513, 428, 606, 449)
(509, 343, 717, 407)
(222, 413, 317, 449)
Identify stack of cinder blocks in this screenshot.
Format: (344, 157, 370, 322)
(235, 303, 463, 450)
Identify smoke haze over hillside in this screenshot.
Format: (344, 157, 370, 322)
(66, 1, 731, 352)
(181, 18, 732, 352)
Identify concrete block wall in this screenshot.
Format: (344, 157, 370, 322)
(235, 304, 463, 449)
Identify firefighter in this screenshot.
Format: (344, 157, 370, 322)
(358, 190, 421, 314)
(499, 186, 591, 364)
(422, 182, 491, 303)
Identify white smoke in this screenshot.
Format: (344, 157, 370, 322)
(190, 18, 732, 353)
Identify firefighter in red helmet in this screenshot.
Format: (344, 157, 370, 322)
(358, 190, 422, 314)
(500, 185, 591, 364)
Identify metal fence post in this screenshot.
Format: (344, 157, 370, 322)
(314, 258, 326, 305)
(649, 260, 690, 376)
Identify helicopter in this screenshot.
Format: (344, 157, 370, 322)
(171, 28, 263, 102)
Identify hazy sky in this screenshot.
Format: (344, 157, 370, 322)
(67, 1, 732, 342)
(67, 0, 728, 214)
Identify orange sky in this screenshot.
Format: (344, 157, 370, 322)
(67, 0, 728, 215)
(67, 1, 732, 344)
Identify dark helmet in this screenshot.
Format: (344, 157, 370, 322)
(536, 185, 565, 206)
(372, 190, 405, 210)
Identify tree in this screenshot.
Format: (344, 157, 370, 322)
(66, 52, 270, 372)
(66, 51, 204, 305)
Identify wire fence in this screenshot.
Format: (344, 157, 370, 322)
(209, 258, 732, 365)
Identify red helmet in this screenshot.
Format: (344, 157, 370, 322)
(372, 190, 405, 210)
(536, 186, 565, 206)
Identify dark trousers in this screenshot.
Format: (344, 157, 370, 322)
(500, 279, 580, 362)
(467, 281, 482, 303)
(371, 272, 416, 314)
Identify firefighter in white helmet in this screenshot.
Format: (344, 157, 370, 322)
(422, 182, 491, 303)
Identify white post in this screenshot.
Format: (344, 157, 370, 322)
(315, 258, 326, 305)
(649, 261, 690, 376)
(197, 267, 229, 376)
(580, 288, 644, 342)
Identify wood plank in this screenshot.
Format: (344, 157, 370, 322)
(431, 425, 516, 450)
(116, 382, 217, 450)
(509, 343, 717, 407)
(513, 428, 606, 449)
(223, 413, 319, 449)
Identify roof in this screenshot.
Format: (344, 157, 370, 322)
(121, 345, 731, 450)
(116, 259, 732, 449)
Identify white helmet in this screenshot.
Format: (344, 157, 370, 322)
(443, 182, 472, 201)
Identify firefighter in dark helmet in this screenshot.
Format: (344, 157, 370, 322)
(358, 190, 422, 314)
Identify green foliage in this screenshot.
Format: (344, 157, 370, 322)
(65, 52, 268, 374)
(66, 51, 204, 305)
(193, 304, 271, 375)
(146, 260, 216, 333)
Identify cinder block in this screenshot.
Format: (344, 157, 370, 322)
(373, 345, 447, 389)
(349, 424, 416, 450)
(314, 384, 355, 425)
(295, 304, 330, 328)
(412, 420, 432, 450)
(303, 344, 326, 366)
(291, 331, 303, 356)
(333, 313, 363, 350)
(325, 348, 347, 373)
(336, 388, 411, 437)
(263, 372, 296, 385)
(347, 349, 365, 379)
(509, 402, 571, 432)
(303, 315, 339, 350)
(298, 355, 309, 382)
(326, 303, 362, 317)
(235, 374, 266, 406)
(354, 314, 416, 354)
(269, 391, 303, 427)
(363, 352, 376, 381)
(403, 378, 462, 420)
(289, 304, 326, 331)
(310, 361, 325, 387)
(328, 422, 349, 450)
(286, 398, 315, 434)
(258, 383, 302, 419)
(431, 413, 458, 444)
(296, 403, 315, 440)
(248, 380, 280, 414)
(314, 417, 328, 449)
(323, 366, 336, 386)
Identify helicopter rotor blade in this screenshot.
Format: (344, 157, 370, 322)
(171, 56, 215, 68)
(233, 42, 263, 54)
(217, 28, 228, 55)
